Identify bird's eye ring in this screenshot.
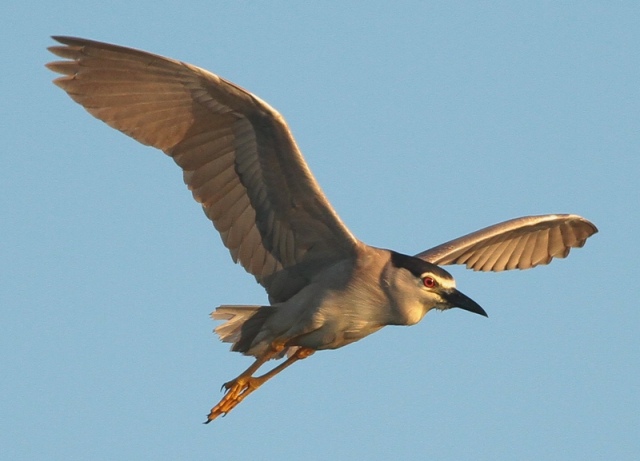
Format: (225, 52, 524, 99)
(422, 276, 437, 288)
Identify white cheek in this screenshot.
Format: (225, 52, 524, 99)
(405, 301, 428, 325)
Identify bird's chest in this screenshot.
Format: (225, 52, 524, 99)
(294, 289, 388, 350)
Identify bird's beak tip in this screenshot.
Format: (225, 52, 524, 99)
(464, 303, 488, 318)
(445, 288, 487, 318)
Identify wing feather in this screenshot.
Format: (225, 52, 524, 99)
(417, 214, 597, 272)
(479, 239, 511, 271)
(48, 36, 359, 302)
(530, 229, 551, 266)
(492, 238, 519, 271)
(548, 225, 567, 258)
(518, 233, 536, 270)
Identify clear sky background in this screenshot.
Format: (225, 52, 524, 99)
(2, 2, 638, 460)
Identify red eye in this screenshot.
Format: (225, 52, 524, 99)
(422, 276, 437, 288)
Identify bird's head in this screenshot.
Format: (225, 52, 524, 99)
(383, 252, 487, 325)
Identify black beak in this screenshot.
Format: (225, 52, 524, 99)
(444, 289, 487, 317)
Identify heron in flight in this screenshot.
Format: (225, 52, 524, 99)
(47, 37, 597, 422)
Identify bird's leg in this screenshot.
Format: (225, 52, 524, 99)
(253, 346, 315, 384)
(205, 344, 283, 423)
(205, 346, 315, 422)
(217, 347, 315, 416)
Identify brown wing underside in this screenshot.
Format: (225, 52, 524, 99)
(47, 36, 359, 302)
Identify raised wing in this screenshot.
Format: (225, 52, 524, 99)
(47, 36, 360, 302)
(416, 214, 597, 271)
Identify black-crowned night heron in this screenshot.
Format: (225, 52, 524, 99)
(47, 37, 598, 422)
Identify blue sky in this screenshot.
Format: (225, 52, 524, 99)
(2, 2, 638, 460)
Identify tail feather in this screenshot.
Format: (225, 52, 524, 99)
(212, 305, 297, 358)
(212, 305, 262, 346)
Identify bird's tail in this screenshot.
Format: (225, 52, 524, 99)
(212, 305, 290, 357)
(212, 305, 262, 350)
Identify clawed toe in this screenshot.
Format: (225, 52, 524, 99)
(221, 379, 236, 392)
(207, 377, 258, 422)
(206, 345, 315, 423)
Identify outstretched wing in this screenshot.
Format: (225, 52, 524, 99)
(416, 214, 597, 271)
(47, 36, 360, 302)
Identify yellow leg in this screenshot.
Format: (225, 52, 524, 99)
(205, 347, 315, 423)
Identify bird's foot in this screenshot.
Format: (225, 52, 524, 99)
(206, 376, 261, 423)
(204, 344, 313, 424)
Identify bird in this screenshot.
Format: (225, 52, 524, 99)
(46, 36, 598, 423)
